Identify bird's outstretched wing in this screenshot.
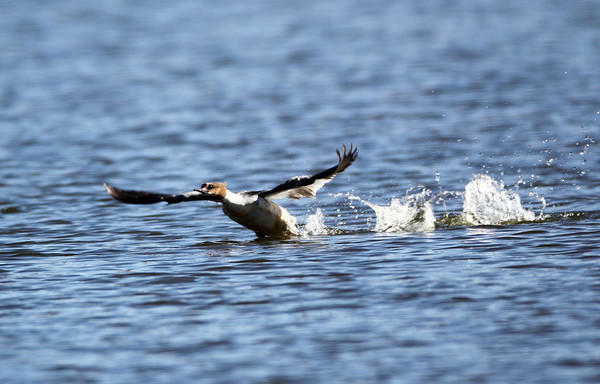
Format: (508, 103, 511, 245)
(104, 183, 209, 204)
(259, 144, 358, 200)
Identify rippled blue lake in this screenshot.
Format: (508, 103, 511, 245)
(1, 1, 600, 383)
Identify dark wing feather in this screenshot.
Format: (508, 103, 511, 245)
(259, 144, 358, 200)
(103, 183, 208, 204)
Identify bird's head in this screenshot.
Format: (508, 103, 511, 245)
(195, 182, 227, 201)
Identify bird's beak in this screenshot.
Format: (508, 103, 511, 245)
(193, 187, 210, 196)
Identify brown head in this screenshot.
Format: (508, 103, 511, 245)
(196, 182, 227, 201)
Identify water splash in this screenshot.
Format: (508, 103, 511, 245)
(461, 174, 536, 225)
(352, 187, 436, 233)
(301, 174, 542, 236)
(303, 208, 328, 236)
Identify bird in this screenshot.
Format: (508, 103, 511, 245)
(104, 144, 358, 238)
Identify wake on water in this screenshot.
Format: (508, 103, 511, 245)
(301, 174, 545, 236)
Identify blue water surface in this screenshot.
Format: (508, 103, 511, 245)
(1, 1, 600, 383)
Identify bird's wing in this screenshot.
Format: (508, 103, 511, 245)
(104, 183, 209, 204)
(259, 144, 358, 200)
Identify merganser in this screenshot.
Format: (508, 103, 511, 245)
(104, 145, 358, 238)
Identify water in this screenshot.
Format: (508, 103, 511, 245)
(1, 0, 600, 383)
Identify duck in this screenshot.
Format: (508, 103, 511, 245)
(104, 144, 358, 238)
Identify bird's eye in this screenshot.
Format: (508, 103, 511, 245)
(207, 184, 214, 190)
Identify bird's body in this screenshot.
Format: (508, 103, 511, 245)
(221, 190, 298, 237)
(104, 145, 357, 238)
